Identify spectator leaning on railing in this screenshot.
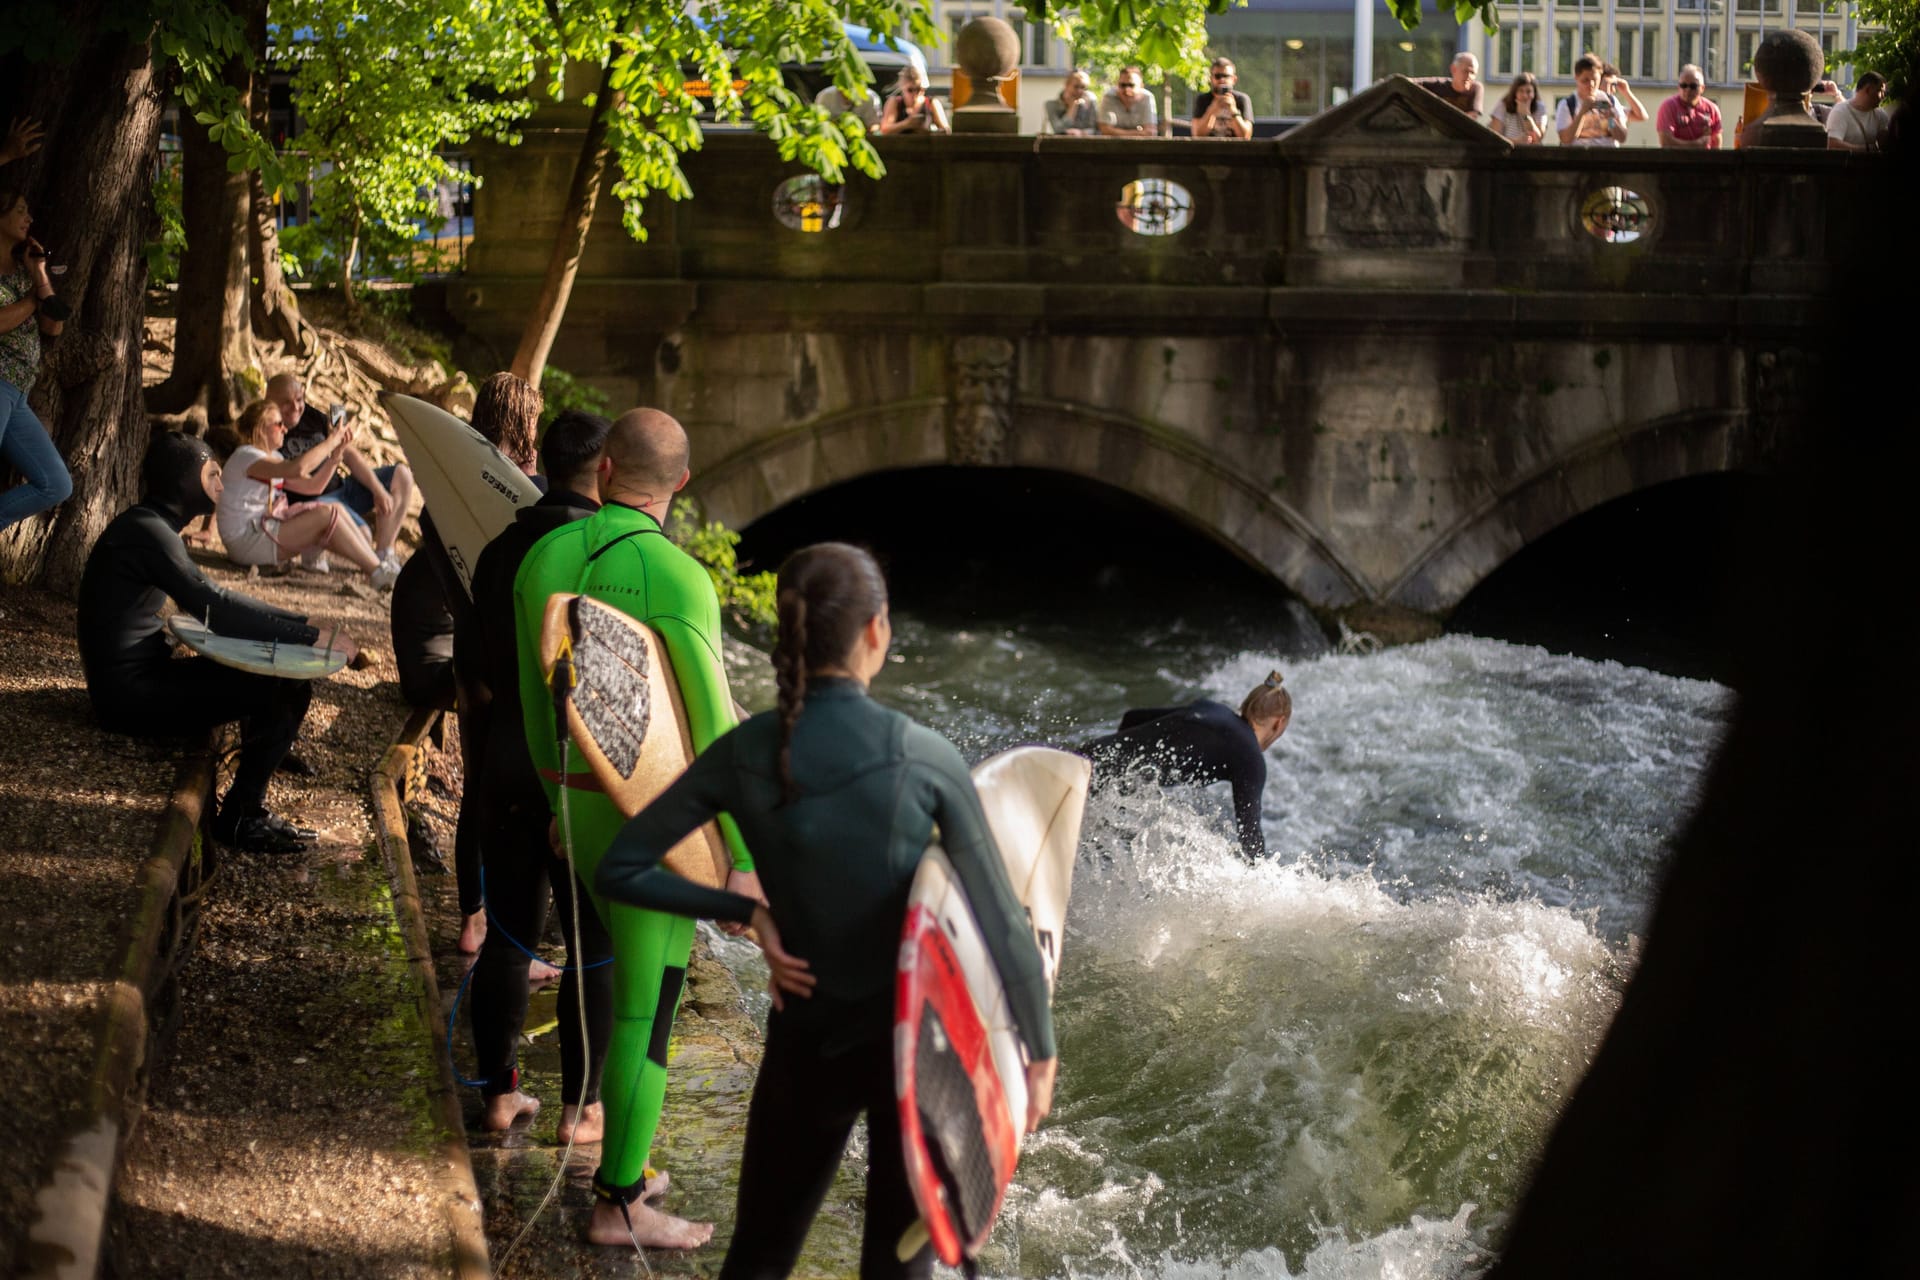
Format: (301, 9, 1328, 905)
(1489, 72, 1548, 144)
(1100, 67, 1159, 137)
(1557, 53, 1629, 146)
(1044, 69, 1100, 135)
(1412, 53, 1485, 121)
(877, 65, 949, 135)
(1190, 57, 1254, 139)
(1826, 73, 1891, 152)
(1657, 65, 1722, 149)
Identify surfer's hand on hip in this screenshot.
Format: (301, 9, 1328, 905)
(750, 905, 814, 1010)
(720, 869, 767, 936)
(1024, 1058, 1058, 1135)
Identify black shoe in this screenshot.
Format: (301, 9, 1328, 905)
(214, 811, 311, 854)
(260, 811, 319, 841)
(277, 751, 320, 778)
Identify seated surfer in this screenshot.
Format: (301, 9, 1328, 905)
(76, 432, 359, 853)
(1081, 673, 1292, 862)
(215, 398, 398, 590)
(513, 406, 762, 1250)
(596, 542, 1059, 1279)
(464, 410, 615, 1140)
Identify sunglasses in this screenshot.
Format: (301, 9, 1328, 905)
(1117, 81, 1139, 88)
(1679, 80, 1702, 88)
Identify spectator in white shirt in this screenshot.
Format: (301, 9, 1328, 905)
(1826, 72, 1891, 152)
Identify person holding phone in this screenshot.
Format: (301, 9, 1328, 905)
(0, 182, 74, 533)
(266, 373, 415, 573)
(877, 66, 949, 135)
(1558, 54, 1629, 147)
(1189, 57, 1255, 139)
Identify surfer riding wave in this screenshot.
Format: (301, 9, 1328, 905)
(1080, 673, 1293, 862)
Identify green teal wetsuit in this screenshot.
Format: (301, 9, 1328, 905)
(513, 501, 751, 1199)
(596, 678, 1054, 1278)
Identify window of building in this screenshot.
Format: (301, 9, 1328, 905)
(1556, 23, 1602, 75)
(1677, 27, 1721, 81)
(1735, 0, 1783, 13)
(1613, 25, 1657, 77)
(946, 13, 1055, 68)
(1497, 23, 1540, 75)
(1736, 29, 1760, 77)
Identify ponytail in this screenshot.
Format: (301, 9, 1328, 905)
(770, 542, 890, 805)
(774, 591, 809, 804)
(1239, 669, 1292, 724)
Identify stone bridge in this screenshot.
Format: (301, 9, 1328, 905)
(437, 77, 1881, 616)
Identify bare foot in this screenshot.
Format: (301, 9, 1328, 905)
(458, 909, 486, 954)
(587, 1198, 712, 1249)
(557, 1101, 605, 1144)
(481, 1089, 540, 1131)
(529, 955, 562, 983)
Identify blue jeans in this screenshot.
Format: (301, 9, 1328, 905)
(316, 463, 400, 527)
(0, 377, 73, 532)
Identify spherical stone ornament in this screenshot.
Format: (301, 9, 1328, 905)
(955, 16, 1020, 85)
(1752, 29, 1824, 98)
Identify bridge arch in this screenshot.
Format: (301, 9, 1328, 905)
(687, 399, 1370, 606)
(1385, 408, 1756, 614)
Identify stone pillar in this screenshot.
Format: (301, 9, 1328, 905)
(952, 17, 1021, 135)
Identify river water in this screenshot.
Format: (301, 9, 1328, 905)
(718, 471, 1735, 1277)
(712, 587, 1730, 1279)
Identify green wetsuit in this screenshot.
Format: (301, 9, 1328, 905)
(597, 678, 1056, 1062)
(513, 501, 751, 1196)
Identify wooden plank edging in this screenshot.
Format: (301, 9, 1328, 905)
(19, 737, 218, 1280)
(370, 707, 492, 1280)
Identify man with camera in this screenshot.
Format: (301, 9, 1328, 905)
(1190, 57, 1254, 139)
(1557, 54, 1630, 147)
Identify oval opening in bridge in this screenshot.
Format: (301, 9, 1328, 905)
(1580, 186, 1652, 244)
(1117, 178, 1193, 236)
(773, 175, 844, 232)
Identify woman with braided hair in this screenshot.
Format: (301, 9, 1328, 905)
(597, 542, 1057, 1279)
(1080, 672, 1293, 862)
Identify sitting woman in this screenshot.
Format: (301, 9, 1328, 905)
(216, 398, 396, 589)
(595, 543, 1056, 1275)
(1080, 673, 1293, 863)
(877, 65, 949, 135)
(1490, 72, 1547, 145)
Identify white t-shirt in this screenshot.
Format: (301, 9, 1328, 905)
(1555, 92, 1625, 146)
(217, 444, 281, 542)
(1826, 100, 1890, 150)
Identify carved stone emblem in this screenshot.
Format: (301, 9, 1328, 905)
(949, 336, 1016, 465)
(1360, 100, 1426, 134)
(1322, 167, 1452, 248)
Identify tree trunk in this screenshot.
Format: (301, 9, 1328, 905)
(0, 10, 164, 592)
(245, 1, 311, 354)
(338, 215, 360, 312)
(143, 29, 258, 426)
(510, 58, 620, 387)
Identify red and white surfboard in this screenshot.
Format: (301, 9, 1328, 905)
(895, 746, 1090, 1267)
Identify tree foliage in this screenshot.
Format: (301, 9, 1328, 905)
(266, 0, 535, 300)
(1840, 0, 1919, 99)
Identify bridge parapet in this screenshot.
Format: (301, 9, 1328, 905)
(443, 77, 1878, 614)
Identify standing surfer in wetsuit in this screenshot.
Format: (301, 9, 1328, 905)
(597, 542, 1059, 1280)
(1081, 673, 1292, 861)
(76, 432, 358, 853)
(465, 410, 615, 1142)
(512, 407, 758, 1250)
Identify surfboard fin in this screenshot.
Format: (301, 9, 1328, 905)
(895, 1218, 931, 1262)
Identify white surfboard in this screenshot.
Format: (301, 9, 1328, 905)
(379, 391, 539, 597)
(895, 746, 1091, 1266)
(165, 614, 351, 680)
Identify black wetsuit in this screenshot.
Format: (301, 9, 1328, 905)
(76, 499, 316, 826)
(414, 508, 490, 916)
(598, 679, 1055, 1280)
(388, 552, 454, 711)
(1082, 699, 1270, 861)
(464, 488, 612, 1104)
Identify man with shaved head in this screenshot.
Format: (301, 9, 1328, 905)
(511, 406, 758, 1251)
